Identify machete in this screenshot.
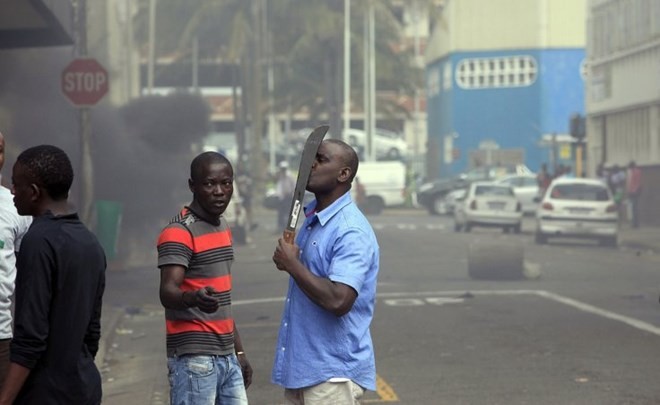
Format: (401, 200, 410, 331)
(282, 124, 329, 244)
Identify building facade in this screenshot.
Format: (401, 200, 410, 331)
(425, 0, 586, 178)
(586, 0, 660, 224)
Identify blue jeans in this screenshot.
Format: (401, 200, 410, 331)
(167, 354, 248, 405)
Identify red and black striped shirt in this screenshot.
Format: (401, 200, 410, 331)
(157, 207, 235, 357)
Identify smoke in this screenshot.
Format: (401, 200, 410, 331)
(0, 48, 212, 263)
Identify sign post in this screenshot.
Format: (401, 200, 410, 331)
(61, 57, 108, 225)
(61, 58, 109, 107)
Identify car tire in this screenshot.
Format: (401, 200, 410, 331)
(513, 224, 521, 234)
(464, 223, 472, 232)
(534, 232, 547, 244)
(502, 227, 510, 234)
(454, 222, 462, 232)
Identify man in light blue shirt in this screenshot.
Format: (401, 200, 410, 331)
(272, 139, 379, 404)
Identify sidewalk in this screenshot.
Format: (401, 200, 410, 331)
(619, 224, 660, 253)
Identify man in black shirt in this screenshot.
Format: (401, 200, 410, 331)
(0, 145, 106, 405)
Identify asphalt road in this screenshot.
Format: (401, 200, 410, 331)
(100, 209, 660, 404)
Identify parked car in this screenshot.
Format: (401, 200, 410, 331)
(417, 164, 531, 215)
(534, 178, 619, 246)
(442, 188, 467, 215)
(495, 174, 539, 214)
(344, 128, 409, 161)
(454, 182, 523, 233)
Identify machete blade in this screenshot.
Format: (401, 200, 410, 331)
(283, 125, 329, 243)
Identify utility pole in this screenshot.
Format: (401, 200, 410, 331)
(73, 0, 94, 225)
(147, 0, 156, 94)
(343, 0, 351, 138)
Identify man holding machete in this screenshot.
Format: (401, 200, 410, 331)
(272, 132, 380, 405)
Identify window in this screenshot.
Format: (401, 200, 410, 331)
(475, 185, 515, 197)
(456, 56, 537, 89)
(550, 184, 610, 201)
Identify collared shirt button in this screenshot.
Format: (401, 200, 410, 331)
(281, 347, 286, 351)
(307, 226, 312, 230)
(284, 322, 288, 327)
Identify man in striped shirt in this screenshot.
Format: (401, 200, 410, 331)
(158, 152, 252, 405)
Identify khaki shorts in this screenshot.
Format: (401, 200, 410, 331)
(284, 380, 365, 405)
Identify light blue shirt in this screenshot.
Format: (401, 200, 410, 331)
(271, 191, 379, 391)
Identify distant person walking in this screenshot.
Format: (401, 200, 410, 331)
(157, 151, 251, 405)
(626, 161, 642, 228)
(274, 161, 295, 232)
(271, 139, 380, 404)
(0, 145, 105, 404)
(536, 163, 552, 196)
(0, 132, 31, 392)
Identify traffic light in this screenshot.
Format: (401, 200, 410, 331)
(569, 113, 586, 140)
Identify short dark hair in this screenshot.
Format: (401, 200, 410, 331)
(190, 151, 232, 181)
(326, 139, 359, 182)
(16, 145, 73, 200)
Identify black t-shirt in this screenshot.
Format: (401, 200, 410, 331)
(11, 212, 106, 404)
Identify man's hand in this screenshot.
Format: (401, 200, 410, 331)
(237, 354, 253, 389)
(188, 287, 221, 313)
(272, 238, 300, 272)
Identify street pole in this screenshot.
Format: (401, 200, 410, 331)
(192, 36, 199, 91)
(343, 0, 351, 138)
(363, 8, 369, 160)
(264, 0, 276, 172)
(147, 0, 156, 94)
(73, 0, 94, 225)
(368, 2, 376, 162)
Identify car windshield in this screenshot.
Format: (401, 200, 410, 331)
(550, 184, 610, 201)
(475, 185, 514, 196)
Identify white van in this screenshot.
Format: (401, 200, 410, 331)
(354, 160, 407, 215)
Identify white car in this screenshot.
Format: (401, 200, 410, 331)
(444, 188, 467, 215)
(496, 174, 539, 214)
(454, 182, 523, 233)
(534, 178, 619, 246)
(344, 128, 409, 160)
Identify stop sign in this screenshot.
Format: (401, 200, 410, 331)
(61, 58, 109, 107)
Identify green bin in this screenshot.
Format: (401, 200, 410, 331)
(95, 200, 123, 261)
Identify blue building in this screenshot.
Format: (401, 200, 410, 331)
(425, 0, 586, 178)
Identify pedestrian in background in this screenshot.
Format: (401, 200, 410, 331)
(608, 164, 626, 202)
(596, 163, 608, 184)
(274, 161, 295, 232)
(157, 151, 251, 405)
(536, 163, 552, 196)
(272, 139, 380, 404)
(0, 132, 31, 392)
(0, 145, 105, 405)
(626, 161, 642, 228)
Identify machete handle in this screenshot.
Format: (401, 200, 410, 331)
(283, 229, 296, 244)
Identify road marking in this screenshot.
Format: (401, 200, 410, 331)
(363, 375, 399, 403)
(383, 297, 464, 306)
(376, 290, 660, 336)
(236, 290, 660, 336)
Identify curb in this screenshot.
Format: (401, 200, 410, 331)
(96, 305, 126, 369)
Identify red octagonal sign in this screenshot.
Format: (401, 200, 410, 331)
(61, 58, 109, 107)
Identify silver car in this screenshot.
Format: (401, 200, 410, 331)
(534, 178, 619, 246)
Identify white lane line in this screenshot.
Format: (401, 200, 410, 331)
(534, 290, 660, 336)
(235, 290, 660, 336)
